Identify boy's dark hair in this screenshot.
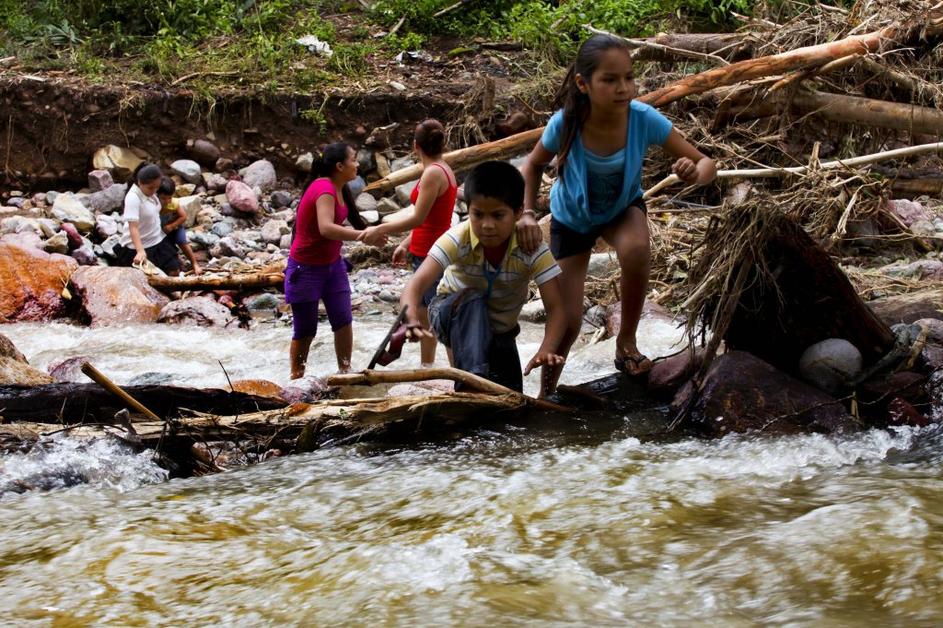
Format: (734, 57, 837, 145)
(464, 161, 524, 210)
(157, 176, 176, 197)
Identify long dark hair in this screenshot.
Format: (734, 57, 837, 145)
(125, 162, 162, 201)
(306, 142, 366, 230)
(553, 34, 632, 177)
(414, 118, 445, 157)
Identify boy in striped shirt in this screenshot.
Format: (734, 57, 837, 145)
(401, 160, 567, 396)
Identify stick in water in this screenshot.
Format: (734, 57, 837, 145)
(80, 362, 163, 423)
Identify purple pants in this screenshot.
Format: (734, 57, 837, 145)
(285, 257, 352, 339)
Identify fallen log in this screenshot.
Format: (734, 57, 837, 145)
(0, 383, 286, 423)
(365, 9, 942, 193)
(148, 270, 285, 292)
(724, 89, 943, 135)
(891, 177, 943, 197)
(631, 32, 753, 62)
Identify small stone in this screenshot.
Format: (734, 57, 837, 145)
(270, 190, 293, 209)
(391, 156, 415, 172)
(376, 197, 400, 215)
(394, 181, 414, 206)
(170, 159, 203, 184)
(43, 231, 69, 254)
(355, 193, 378, 213)
(87, 169, 113, 192)
(389, 81, 406, 91)
(295, 152, 313, 173)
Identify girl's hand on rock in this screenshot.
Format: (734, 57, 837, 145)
(133, 250, 147, 266)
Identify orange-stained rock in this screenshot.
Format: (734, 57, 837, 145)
(230, 378, 285, 400)
(69, 266, 170, 326)
(0, 332, 53, 385)
(0, 242, 78, 322)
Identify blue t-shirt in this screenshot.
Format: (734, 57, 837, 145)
(541, 101, 673, 232)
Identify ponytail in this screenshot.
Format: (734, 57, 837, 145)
(302, 142, 366, 230)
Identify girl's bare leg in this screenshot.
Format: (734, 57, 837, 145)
(334, 324, 353, 373)
(290, 336, 314, 379)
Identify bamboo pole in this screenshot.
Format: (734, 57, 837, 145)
(148, 271, 285, 291)
(327, 367, 571, 413)
(80, 362, 162, 422)
(644, 141, 943, 198)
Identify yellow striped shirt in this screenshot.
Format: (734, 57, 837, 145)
(428, 221, 561, 333)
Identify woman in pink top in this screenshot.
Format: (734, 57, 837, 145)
(364, 119, 457, 367)
(286, 142, 385, 378)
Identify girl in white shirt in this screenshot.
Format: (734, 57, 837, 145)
(115, 163, 182, 275)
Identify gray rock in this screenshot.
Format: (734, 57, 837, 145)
(87, 169, 114, 192)
(202, 172, 229, 192)
(798, 338, 863, 394)
(260, 219, 289, 244)
(216, 236, 247, 258)
(211, 221, 234, 238)
(87, 184, 127, 213)
(395, 181, 414, 206)
(51, 193, 96, 233)
(186, 138, 221, 165)
(6, 197, 25, 209)
(171, 159, 203, 184)
(43, 231, 69, 254)
(47, 355, 93, 383)
(1, 216, 41, 235)
(189, 232, 220, 249)
(71, 242, 98, 266)
(356, 149, 375, 172)
(46, 191, 59, 205)
(355, 193, 378, 213)
(348, 175, 366, 199)
(279, 234, 293, 249)
(377, 197, 400, 215)
(270, 190, 292, 209)
(37, 219, 58, 238)
(246, 292, 283, 311)
(391, 156, 415, 172)
(239, 159, 277, 192)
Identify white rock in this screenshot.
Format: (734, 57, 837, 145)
(377, 197, 401, 215)
(260, 219, 290, 244)
(355, 193, 378, 213)
(51, 193, 96, 233)
(171, 159, 203, 184)
(360, 210, 379, 224)
(43, 231, 69, 254)
(176, 195, 203, 228)
(394, 181, 414, 206)
(587, 252, 618, 278)
(239, 159, 277, 192)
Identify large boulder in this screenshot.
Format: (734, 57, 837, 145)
(69, 266, 170, 326)
(51, 194, 96, 234)
(797, 338, 862, 393)
(239, 160, 277, 192)
(647, 348, 705, 399)
(0, 243, 78, 322)
(92, 145, 147, 181)
(156, 296, 234, 327)
(186, 138, 221, 165)
(87, 183, 127, 213)
(225, 180, 261, 215)
(0, 332, 53, 386)
(672, 351, 856, 437)
(170, 159, 203, 185)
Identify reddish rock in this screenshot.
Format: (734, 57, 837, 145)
(225, 179, 261, 215)
(47, 355, 93, 383)
(647, 348, 705, 399)
(230, 379, 284, 400)
(0, 332, 53, 385)
(59, 222, 83, 251)
(0, 242, 78, 322)
(671, 351, 855, 437)
(157, 296, 234, 327)
(887, 397, 930, 428)
(279, 375, 328, 403)
(70, 266, 170, 326)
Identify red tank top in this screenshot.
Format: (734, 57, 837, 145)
(409, 163, 457, 258)
(290, 178, 348, 265)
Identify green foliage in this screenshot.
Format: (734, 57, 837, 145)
(383, 32, 424, 53)
(329, 42, 375, 75)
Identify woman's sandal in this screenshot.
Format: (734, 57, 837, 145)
(614, 352, 653, 376)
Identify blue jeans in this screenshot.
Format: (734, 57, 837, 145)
(429, 290, 522, 392)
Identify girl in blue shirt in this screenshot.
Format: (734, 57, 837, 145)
(520, 34, 716, 380)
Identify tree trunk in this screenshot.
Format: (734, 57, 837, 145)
(726, 89, 943, 135)
(148, 270, 285, 291)
(631, 33, 752, 62)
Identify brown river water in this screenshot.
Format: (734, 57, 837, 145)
(1, 321, 942, 625)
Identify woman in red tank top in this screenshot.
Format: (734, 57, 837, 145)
(365, 119, 457, 367)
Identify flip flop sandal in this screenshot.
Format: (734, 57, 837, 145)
(614, 352, 653, 376)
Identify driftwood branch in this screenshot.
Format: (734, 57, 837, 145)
(584, 24, 731, 66)
(327, 367, 570, 412)
(148, 271, 285, 291)
(645, 141, 943, 198)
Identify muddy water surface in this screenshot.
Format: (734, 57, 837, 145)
(1, 320, 942, 624)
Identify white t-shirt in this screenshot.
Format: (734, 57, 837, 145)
(119, 184, 164, 248)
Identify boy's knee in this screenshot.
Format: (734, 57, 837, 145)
(616, 238, 650, 267)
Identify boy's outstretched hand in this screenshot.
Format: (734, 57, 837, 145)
(523, 350, 565, 376)
(404, 321, 435, 342)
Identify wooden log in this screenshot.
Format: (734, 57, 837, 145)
(364, 12, 941, 194)
(327, 367, 571, 412)
(148, 270, 285, 292)
(0, 383, 286, 423)
(81, 362, 161, 422)
(725, 90, 943, 135)
(891, 177, 943, 197)
(632, 32, 752, 62)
